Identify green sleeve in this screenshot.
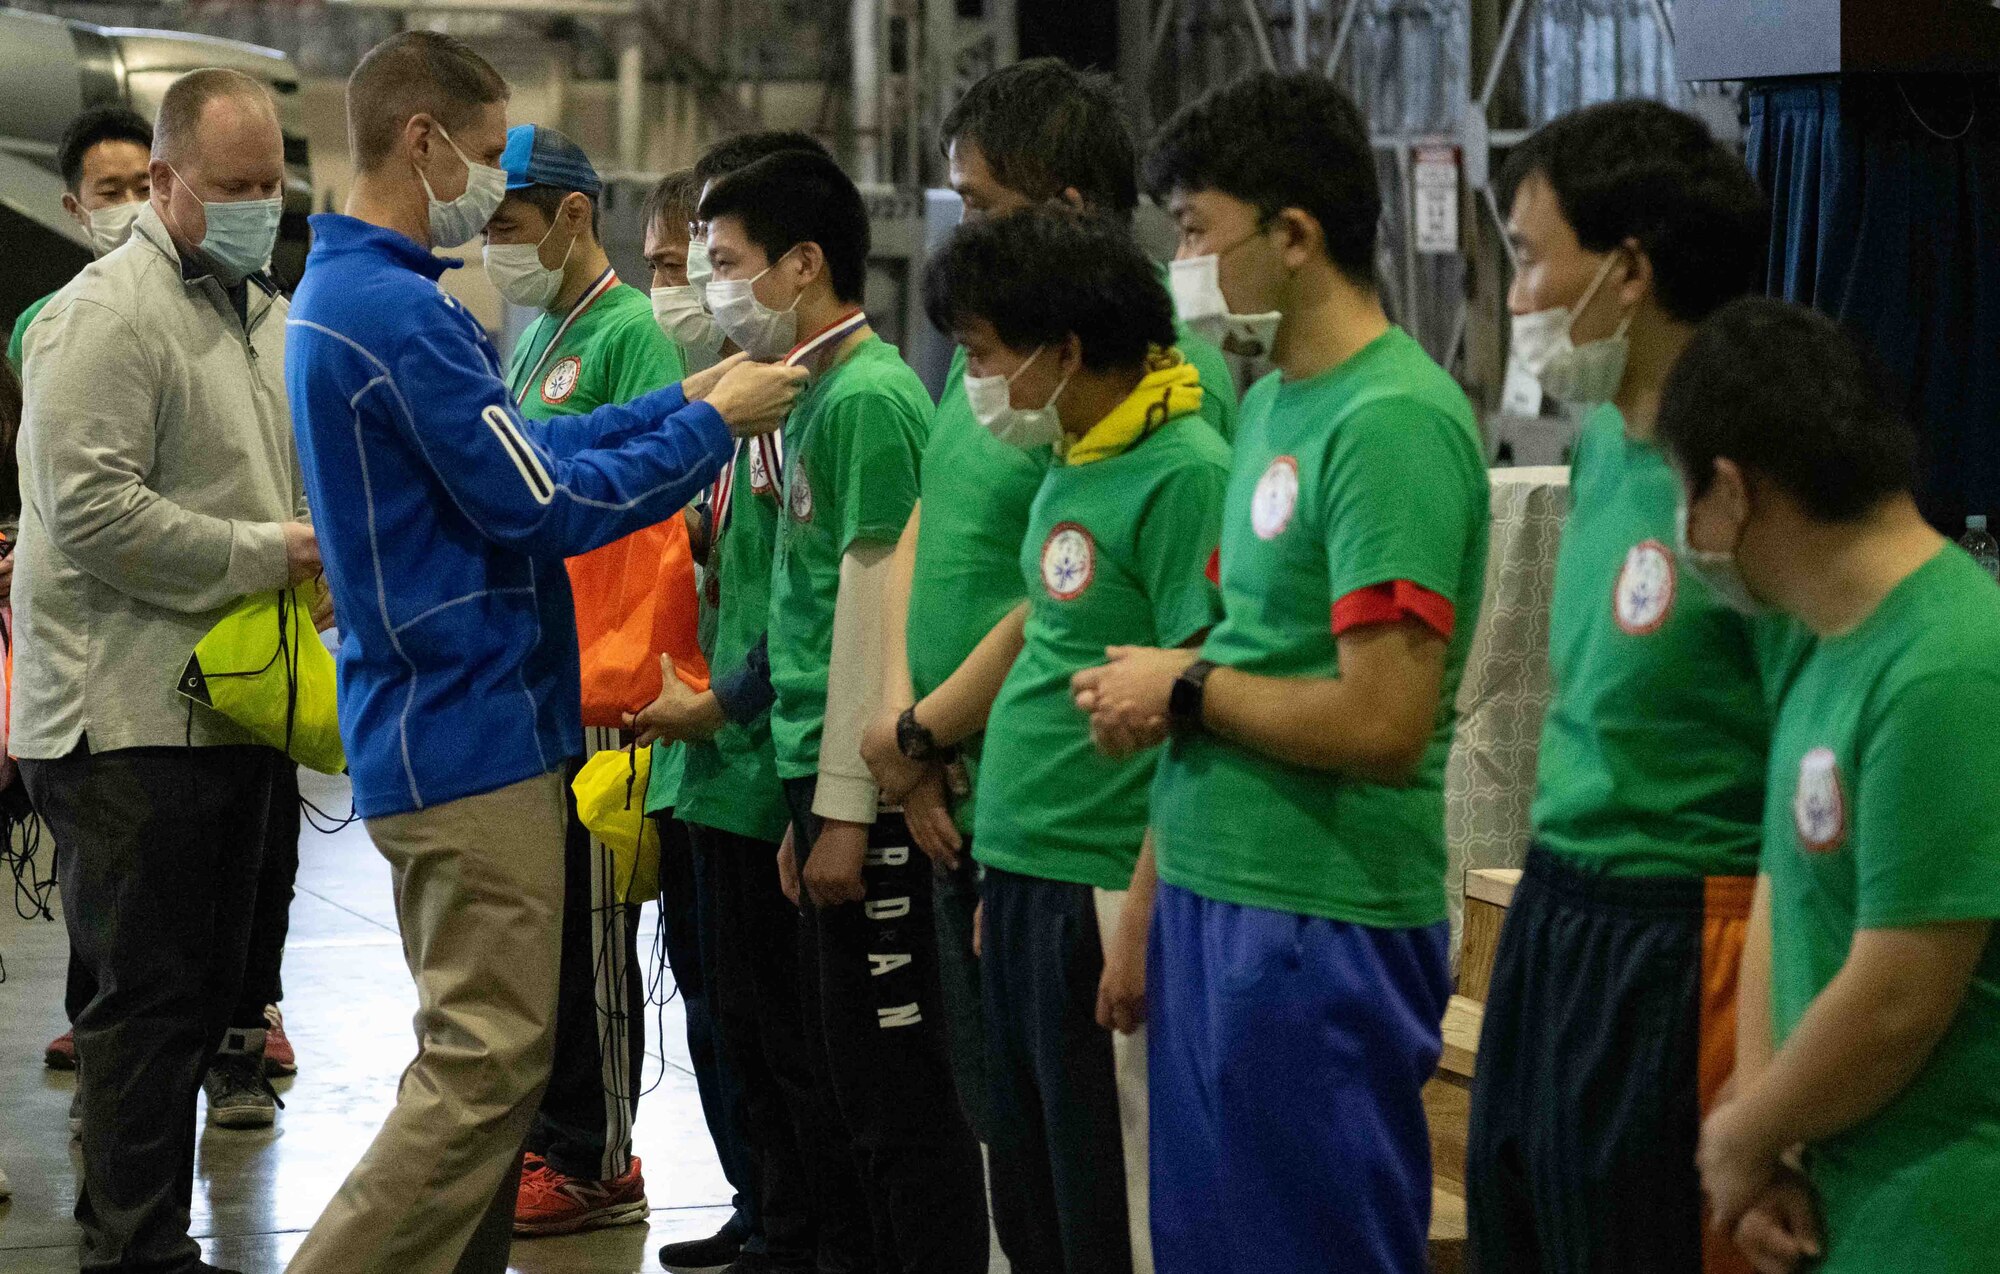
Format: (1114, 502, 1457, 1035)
(1135, 445, 1229, 647)
(1321, 399, 1478, 603)
(606, 311, 687, 405)
(1174, 324, 1239, 441)
(831, 384, 927, 553)
(9, 294, 53, 375)
(1855, 672, 2000, 928)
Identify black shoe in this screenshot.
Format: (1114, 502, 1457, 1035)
(719, 1254, 811, 1274)
(658, 1224, 747, 1271)
(203, 1049, 281, 1130)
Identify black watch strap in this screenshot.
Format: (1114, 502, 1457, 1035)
(897, 704, 954, 763)
(1168, 659, 1218, 737)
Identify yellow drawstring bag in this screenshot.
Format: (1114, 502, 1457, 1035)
(573, 747, 660, 904)
(177, 584, 345, 775)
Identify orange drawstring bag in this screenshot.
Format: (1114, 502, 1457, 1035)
(566, 510, 709, 728)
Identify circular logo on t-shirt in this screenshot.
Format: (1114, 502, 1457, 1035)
(1613, 539, 1676, 636)
(1251, 456, 1300, 541)
(1041, 523, 1096, 600)
(788, 469, 814, 522)
(749, 443, 774, 494)
(1794, 747, 1847, 854)
(541, 356, 582, 405)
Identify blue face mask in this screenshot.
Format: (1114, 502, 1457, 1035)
(169, 165, 282, 284)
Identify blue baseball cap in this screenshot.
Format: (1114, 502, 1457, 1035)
(500, 124, 602, 197)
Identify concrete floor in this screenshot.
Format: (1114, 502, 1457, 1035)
(0, 768, 771, 1273)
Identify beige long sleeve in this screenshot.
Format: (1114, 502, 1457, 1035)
(814, 539, 898, 823)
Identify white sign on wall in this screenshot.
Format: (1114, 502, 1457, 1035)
(1413, 145, 1460, 256)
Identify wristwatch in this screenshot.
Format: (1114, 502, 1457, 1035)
(1168, 659, 1218, 737)
(896, 704, 955, 763)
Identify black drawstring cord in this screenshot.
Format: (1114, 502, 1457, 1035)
(1, 791, 56, 985)
(300, 790, 359, 834)
(1, 616, 56, 983)
(188, 588, 357, 832)
(586, 735, 679, 1106)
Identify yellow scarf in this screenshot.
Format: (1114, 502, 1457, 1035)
(1063, 348, 1205, 467)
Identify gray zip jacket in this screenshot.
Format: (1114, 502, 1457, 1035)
(9, 203, 305, 758)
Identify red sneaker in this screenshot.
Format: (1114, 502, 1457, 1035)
(44, 1029, 76, 1070)
(262, 1005, 297, 1077)
(513, 1155, 649, 1237)
(517, 1150, 552, 1193)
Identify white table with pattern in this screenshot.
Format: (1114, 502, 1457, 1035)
(1444, 465, 1571, 963)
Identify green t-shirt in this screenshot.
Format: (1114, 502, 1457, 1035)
(1764, 546, 2000, 1273)
(675, 436, 792, 842)
(769, 335, 932, 779)
(905, 350, 1051, 832)
(8, 291, 55, 374)
(504, 276, 690, 807)
(972, 414, 1230, 890)
(907, 325, 1238, 835)
(1150, 327, 1489, 928)
(505, 276, 686, 422)
(1533, 406, 1812, 877)
(644, 741, 687, 816)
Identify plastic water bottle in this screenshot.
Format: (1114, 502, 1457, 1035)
(1961, 515, 2000, 581)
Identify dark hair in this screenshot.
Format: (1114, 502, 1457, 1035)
(698, 149, 869, 303)
(1147, 72, 1379, 285)
(511, 185, 601, 240)
(641, 168, 703, 241)
(692, 130, 831, 188)
(155, 69, 276, 166)
(57, 105, 152, 193)
(1501, 100, 1768, 324)
(923, 206, 1174, 372)
(938, 58, 1138, 221)
(347, 32, 509, 172)
(0, 357, 20, 527)
(1659, 298, 1915, 522)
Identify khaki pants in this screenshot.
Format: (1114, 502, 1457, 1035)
(289, 773, 567, 1274)
(1094, 887, 1154, 1274)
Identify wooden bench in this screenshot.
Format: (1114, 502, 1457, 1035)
(1429, 867, 1520, 1268)
(1457, 867, 1521, 1004)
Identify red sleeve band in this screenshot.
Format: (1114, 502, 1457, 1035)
(1331, 580, 1456, 640)
(1204, 547, 1221, 587)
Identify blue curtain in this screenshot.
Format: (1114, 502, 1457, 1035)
(1746, 76, 2000, 530)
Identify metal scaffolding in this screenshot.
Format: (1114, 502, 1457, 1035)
(1127, 0, 1721, 418)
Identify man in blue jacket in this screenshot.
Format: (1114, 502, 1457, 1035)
(282, 31, 804, 1274)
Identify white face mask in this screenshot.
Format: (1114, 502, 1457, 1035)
(707, 250, 800, 361)
(1675, 503, 1763, 615)
(652, 284, 727, 371)
(1169, 245, 1283, 362)
(419, 124, 507, 250)
(484, 218, 575, 311)
(83, 201, 143, 257)
(1510, 252, 1634, 407)
(685, 239, 713, 294)
(965, 345, 1072, 452)
(164, 165, 282, 285)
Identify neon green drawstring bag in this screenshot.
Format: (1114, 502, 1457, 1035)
(177, 584, 345, 774)
(572, 747, 661, 904)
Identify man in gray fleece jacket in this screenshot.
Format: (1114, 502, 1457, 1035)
(9, 68, 319, 1274)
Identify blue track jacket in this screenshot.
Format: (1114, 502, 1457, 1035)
(286, 215, 732, 818)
